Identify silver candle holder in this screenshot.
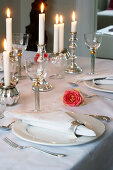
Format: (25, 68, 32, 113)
(65, 32, 82, 74)
(0, 82, 20, 106)
(37, 44, 53, 92)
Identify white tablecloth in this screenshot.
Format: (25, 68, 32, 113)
(0, 51, 113, 170)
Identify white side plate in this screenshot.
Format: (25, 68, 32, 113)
(85, 80, 113, 93)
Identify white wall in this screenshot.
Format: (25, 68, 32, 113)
(76, 0, 97, 57)
(0, 0, 21, 52)
(98, 0, 108, 11)
(20, 0, 34, 33)
(45, 0, 75, 52)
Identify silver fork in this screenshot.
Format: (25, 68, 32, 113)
(3, 137, 66, 157)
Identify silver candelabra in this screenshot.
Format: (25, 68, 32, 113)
(65, 32, 82, 74)
(36, 44, 53, 92)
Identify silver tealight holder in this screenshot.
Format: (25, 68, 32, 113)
(65, 32, 82, 74)
(0, 82, 20, 106)
(36, 44, 53, 92)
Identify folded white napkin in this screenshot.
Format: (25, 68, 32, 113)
(75, 73, 113, 81)
(4, 110, 96, 137)
(93, 78, 113, 85)
(74, 124, 96, 137)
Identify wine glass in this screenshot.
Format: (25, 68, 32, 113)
(12, 33, 29, 79)
(25, 57, 47, 112)
(10, 52, 19, 84)
(49, 54, 67, 79)
(84, 33, 102, 74)
(0, 96, 6, 119)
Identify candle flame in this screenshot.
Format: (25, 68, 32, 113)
(41, 3, 44, 13)
(56, 14, 59, 24)
(3, 39, 7, 51)
(7, 8, 10, 18)
(60, 15, 63, 23)
(72, 11, 76, 22)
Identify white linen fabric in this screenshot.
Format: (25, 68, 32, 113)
(1, 52, 113, 170)
(5, 110, 75, 136)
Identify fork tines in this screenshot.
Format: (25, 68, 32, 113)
(3, 137, 18, 148)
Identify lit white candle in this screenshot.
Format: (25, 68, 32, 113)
(53, 14, 59, 54)
(3, 39, 10, 86)
(39, 3, 45, 45)
(59, 15, 64, 53)
(71, 11, 77, 33)
(6, 8, 12, 52)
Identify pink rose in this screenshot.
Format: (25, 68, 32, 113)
(34, 53, 40, 63)
(63, 89, 84, 107)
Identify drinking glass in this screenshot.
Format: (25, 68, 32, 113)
(10, 52, 19, 84)
(12, 33, 29, 79)
(84, 33, 102, 74)
(25, 57, 47, 112)
(49, 54, 67, 79)
(0, 96, 6, 119)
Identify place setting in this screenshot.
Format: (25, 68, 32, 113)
(3, 109, 105, 146)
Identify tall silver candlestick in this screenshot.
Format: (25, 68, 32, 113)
(65, 32, 82, 74)
(37, 44, 53, 92)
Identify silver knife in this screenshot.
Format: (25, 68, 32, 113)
(65, 111, 110, 122)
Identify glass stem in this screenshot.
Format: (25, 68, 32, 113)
(17, 51, 22, 77)
(90, 50, 95, 74)
(33, 83, 40, 112)
(11, 62, 15, 79)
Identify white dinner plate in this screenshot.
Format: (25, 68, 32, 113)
(12, 113, 105, 146)
(85, 80, 113, 93)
